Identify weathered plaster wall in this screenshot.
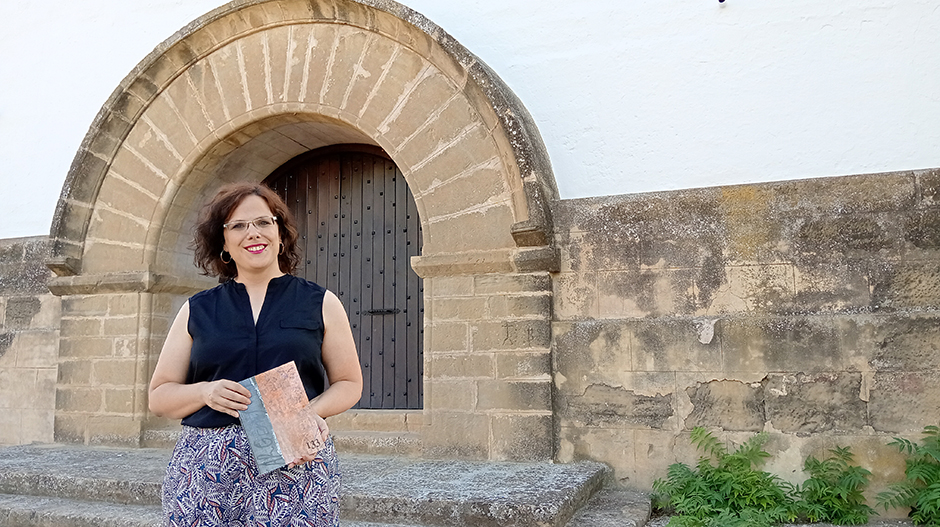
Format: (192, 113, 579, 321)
(552, 168, 940, 497)
(0, 237, 59, 445)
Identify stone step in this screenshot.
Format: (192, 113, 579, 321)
(0, 444, 164, 505)
(340, 455, 610, 527)
(0, 493, 431, 527)
(0, 493, 161, 527)
(564, 488, 651, 527)
(0, 444, 613, 527)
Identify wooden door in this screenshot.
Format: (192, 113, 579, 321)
(264, 145, 423, 409)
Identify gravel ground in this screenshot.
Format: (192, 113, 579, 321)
(646, 516, 915, 527)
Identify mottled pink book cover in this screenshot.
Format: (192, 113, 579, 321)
(238, 361, 324, 473)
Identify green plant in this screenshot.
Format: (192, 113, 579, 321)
(652, 427, 799, 527)
(798, 446, 874, 525)
(877, 425, 940, 526)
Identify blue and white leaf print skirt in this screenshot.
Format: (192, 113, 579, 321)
(162, 425, 340, 527)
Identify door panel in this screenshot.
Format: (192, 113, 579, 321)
(265, 146, 423, 409)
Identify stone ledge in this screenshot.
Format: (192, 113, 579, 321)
(0, 444, 612, 527)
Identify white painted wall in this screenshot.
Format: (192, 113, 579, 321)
(1, 0, 938, 238)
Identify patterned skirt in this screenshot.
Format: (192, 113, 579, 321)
(162, 425, 340, 527)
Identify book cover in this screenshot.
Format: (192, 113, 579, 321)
(238, 361, 324, 473)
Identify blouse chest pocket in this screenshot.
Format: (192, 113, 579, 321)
(272, 316, 325, 366)
(279, 317, 322, 331)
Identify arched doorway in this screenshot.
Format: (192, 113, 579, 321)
(264, 145, 423, 409)
(46, 0, 559, 460)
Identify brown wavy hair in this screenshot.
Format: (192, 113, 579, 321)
(191, 183, 300, 280)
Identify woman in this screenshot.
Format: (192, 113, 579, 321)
(149, 182, 363, 527)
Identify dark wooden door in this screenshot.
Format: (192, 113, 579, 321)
(264, 145, 423, 409)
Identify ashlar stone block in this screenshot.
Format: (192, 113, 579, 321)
(552, 272, 599, 319)
(705, 263, 795, 315)
(684, 379, 764, 432)
(422, 411, 489, 459)
(423, 205, 516, 255)
(430, 353, 494, 379)
(496, 351, 551, 380)
(428, 321, 468, 352)
(412, 153, 504, 212)
(763, 372, 868, 433)
(491, 414, 552, 461)
(793, 263, 871, 313)
(871, 261, 940, 311)
(14, 331, 58, 368)
(340, 34, 398, 115)
(426, 379, 475, 411)
(58, 360, 92, 385)
(161, 68, 217, 144)
(104, 388, 135, 414)
(320, 28, 373, 109)
(355, 46, 428, 132)
(236, 31, 276, 109)
(0, 409, 20, 445)
(870, 371, 940, 433)
(56, 386, 104, 413)
(93, 360, 138, 386)
(380, 71, 458, 147)
(88, 207, 149, 249)
(721, 316, 845, 372)
(632, 318, 721, 373)
(557, 426, 638, 486)
(205, 44, 250, 118)
(58, 337, 112, 359)
(553, 321, 632, 395)
(19, 408, 54, 444)
(598, 268, 697, 319)
(431, 297, 487, 321)
(476, 379, 551, 412)
(558, 381, 674, 430)
(94, 172, 158, 220)
(299, 24, 341, 105)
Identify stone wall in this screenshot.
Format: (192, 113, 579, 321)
(0, 237, 59, 445)
(552, 168, 940, 496)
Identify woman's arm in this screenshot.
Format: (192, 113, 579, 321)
(148, 301, 251, 419)
(309, 290, 364, 419)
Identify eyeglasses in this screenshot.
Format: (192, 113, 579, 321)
(223, 216, 278, 232)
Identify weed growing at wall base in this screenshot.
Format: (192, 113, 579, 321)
(877, 425, 940, 526)
(652, 427, 799, 527)
(799, 446, 874, 524)
(652, 427, 875, 526)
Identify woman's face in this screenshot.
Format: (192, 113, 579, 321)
(222, 194, 282, 277)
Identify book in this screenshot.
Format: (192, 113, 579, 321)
(238, 361, 324, 473)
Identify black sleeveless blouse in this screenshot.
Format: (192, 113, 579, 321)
(182, 274, 328, 428)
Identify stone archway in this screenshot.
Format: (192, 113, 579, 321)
(47, 0, 558, 460)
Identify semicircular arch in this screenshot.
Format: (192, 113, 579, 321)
(47, 0, 558, 282)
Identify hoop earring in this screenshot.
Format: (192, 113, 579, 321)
(220, 250, 232, 264)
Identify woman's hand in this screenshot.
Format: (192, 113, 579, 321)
(202, 379, 251, 418)
(287, 407, 330, 469)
